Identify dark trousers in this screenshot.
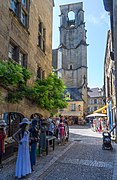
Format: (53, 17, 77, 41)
(30, 143, 37, 168)
(0, 154, 2, 164)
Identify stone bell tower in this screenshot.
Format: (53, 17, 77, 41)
(58, 2, 88, 113)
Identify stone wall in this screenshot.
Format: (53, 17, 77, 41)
(28, 0, 53, 80)
(113, 0, 117, 109)
(0, 0, 54, 117)
(61, 101, 84, 118)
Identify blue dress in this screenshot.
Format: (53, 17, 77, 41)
(15, 130, 32, 178)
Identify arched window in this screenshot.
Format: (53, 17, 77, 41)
(37, 67, 42, 79)
(70, 65, 73, 70)
(68, 11, 75, 21)
(68, 64, 73, 70)
(68, 11, 75, 27)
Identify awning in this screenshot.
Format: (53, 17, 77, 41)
(112, 106, 116, 110)
(86, 113, 107, 118)
(93, 104, 108, 114)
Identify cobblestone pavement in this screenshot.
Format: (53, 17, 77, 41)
(0, 125, 117, 180)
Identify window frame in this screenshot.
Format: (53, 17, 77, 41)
(10, 0, 29, 29)
(8, 43, 17, 60)
(21, 9, 27, 26)
(94, 99, 97, 104)
(70, 104, 76, 111)
(10, 0, 18, 15)
(37, 67, 42, 79)
(19, 51, 26, 67)
(21, 0, 27, 9)
(38, 20, 46, 53)
(8, 42, 27, 68)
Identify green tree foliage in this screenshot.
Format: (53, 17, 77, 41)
(0, 60, 31, 103)
(0, 60, 67, 112)
(0, 60, 31, 86)
(26, 73, 67, 112)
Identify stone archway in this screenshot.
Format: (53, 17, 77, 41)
(0, 99, 49, 139)
(30, 113, 43, 120)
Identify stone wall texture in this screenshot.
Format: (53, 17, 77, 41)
(0, 0, 54, 117)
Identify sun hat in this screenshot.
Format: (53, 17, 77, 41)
(19, 118, 31, 125)
(0, 119, 6, 126)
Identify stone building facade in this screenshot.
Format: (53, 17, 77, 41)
(52, 2, 88, 119)
(88, 88, 105, 114)
(103, 0, 117, 140)
(0, 0, 54, 118)
(60, 88, 84, 125)
(104, 30, 116, 136)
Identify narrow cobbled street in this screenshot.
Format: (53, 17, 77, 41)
(0, 125, 117, 180)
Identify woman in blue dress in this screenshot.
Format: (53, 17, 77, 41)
(13, 118, 32, 179)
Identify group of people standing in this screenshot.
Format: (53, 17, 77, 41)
(0, 115, 69, 179)
(48, 116, 69, 146)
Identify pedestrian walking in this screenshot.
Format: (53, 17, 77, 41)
(29, 118, 39, 171)
(58, 119, 65, 145)
(12, 118, 31, 179)
(0, 120, 6, 168)
(48, 118, 54, 136)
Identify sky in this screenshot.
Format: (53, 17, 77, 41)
(52, 0, 110, 88)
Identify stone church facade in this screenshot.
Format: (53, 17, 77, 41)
(52, 2, 88, 120)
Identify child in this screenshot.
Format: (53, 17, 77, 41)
(0, 120, 6, 168)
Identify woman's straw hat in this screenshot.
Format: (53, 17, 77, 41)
(19, 118, 31, 125)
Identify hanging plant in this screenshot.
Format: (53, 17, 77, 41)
(0, 60, 67, 112)
(25, 73, 68, 112)
(6, 85, 27, 103)
(0, 60, 31, 86)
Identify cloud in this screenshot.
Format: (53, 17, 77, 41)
(100, 12, 110, 25)
(86, 12, 109, 26)
(86, 15, 100, 25)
